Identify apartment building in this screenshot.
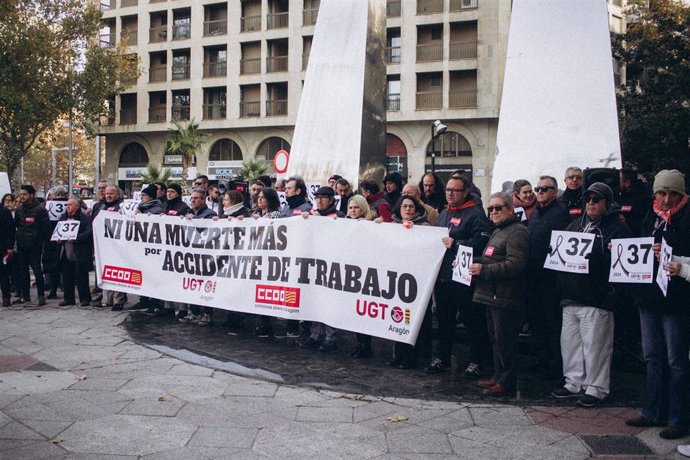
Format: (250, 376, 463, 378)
(99, 0, 622, 197)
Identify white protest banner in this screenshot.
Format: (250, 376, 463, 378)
(543, 230, 595, 274)
(51, 220, 80, 241)
(452, 244, 473, 286)
(93, 214, 447, 344)
(46, 201, 67, 221)
(609, 237, 655, 283)
(656, 238, 672, 297)
(120, 199, 140, 216)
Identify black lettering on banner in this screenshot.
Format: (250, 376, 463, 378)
(104, 218, 123, 239)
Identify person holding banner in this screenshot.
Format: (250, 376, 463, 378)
(626, 169, 690, 440)
(251, 188, 281, 219)
(57, 197, 93, 307)
(220, 190, 250, 219)
(277, 176, 312, 218)
(552, 182, 632, 407)
(469, 192, 530, 396)
(425, 175, 492, 376)
(162, 184, 190, 217)
(136, 185, 163, 215)
(43, 186, 69, 300)
(97, 185, 127, 311)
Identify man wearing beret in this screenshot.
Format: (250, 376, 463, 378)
(626, 169, 690, 440)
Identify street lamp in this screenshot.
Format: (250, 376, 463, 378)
(430, 119, 447, 173)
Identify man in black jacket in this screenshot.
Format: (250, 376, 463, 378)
(425, 176, 492, 375)
(551, 183, 632, 407)
(558, 166, 584, 220)
(14, 185, 50, 306)
(0, 203, 15, 306)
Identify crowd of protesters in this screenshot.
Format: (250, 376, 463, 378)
(1, 166, 689, 446)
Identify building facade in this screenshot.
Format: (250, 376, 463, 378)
(99, 0, 623, 197)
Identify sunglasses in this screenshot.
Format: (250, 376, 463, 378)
(584, 196, 603, 204)
(487, 205, 505, 213)
(534, 186, 555, 193)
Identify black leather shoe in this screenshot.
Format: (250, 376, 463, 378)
(59, 301, 76, 307)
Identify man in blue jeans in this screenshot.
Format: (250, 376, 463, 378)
(626, 169, 690, 440)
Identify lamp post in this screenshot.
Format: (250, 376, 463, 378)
(430, 119, 447, 173)
(64, 121, 74, 194)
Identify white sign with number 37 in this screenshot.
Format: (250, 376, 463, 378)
(51, 220, 81, 242)
(609, 237, 655, 283)
(452, 245, 473, 286)
(543, 230, 595, 274)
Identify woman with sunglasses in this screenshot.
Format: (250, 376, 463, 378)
(468, 192, 530, 396)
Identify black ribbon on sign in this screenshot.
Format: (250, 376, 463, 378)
(611, 243, 630, 276)
(550, 235, 566, 264)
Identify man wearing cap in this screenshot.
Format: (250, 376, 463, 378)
(558, 166, 585, 220)
(626, 169, 690, 440)
(551, 182, 631, 407)
(302, 186, 345, 219)
(162, 184, 190, 216)
(136, 185, 163, 215)
(14, 185, 50, 306)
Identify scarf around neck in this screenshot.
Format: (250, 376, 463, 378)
(653, 194, 688, 227)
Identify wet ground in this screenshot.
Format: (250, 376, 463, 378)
(125, 309, 646, 407)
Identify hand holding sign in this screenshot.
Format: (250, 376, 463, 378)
(543, 230, 595, 274)
(609, 237, 654, 283)
(452, 244, 473, 286)
(51, 220, 80, 241)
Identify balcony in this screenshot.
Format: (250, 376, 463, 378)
(149, 65, 166, 82)
(121, 30, 138, 46)
(449, 41, 478, 60)
(266, 100, 287, 116)
(416, 91, 442, 110)
(385, 46, 401, 64)
(203, 62, 227, 78)
(149, 26, 167, 43)
(121, 0, 137, 7)
(148, 107, 166, 123)
(241, 15, 261, 32)
(417, 43, 443, 62)
(204, 19, 227, 37)
(387, 1, 401, 17)
(99, 33, 115, 48)
(417, 0, 443, 14)
(303, 8, 318, 26)
(449, 90, 477, 108)
(203, 103, 226, 120)
(267, 12, 288, 29)
(172, 105, 190, 121)
(450, 0, 478, 10)
(266, 56, 288, 73)
(240, 58, 261, 75)
(387, 94, 400, 111)
(240, 101, 260, 118)
(171, 64, 190, 80)
(172, 23, 191, 40)
(120, 109, 137, 125)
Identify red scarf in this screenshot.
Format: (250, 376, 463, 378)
(653, 194, 688, 227)
(447, 198, 476, 213)
(512, 193, 537, 219)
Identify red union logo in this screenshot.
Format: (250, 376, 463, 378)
(102, 265, 142, 286)
(255, 284, 300, 308)
(391, 306, 404, 323)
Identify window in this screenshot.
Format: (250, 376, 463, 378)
(209, 139, 242, 161)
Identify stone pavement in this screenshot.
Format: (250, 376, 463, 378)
(0, 304, 687, 459)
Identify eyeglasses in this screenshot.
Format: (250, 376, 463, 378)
(566, 175, 583, 181)
(487, 205, 505, 213)
(445, 188, 467, 193)
(401, 204, 416, 209)
(534, 186, 555, 193)
(584, 196, 603, 204)
(193, 182, 203, 186)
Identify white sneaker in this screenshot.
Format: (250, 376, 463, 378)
(182, 313, 199, 322)
(197, 313, 211, 326)
(678, 445, 690, 458)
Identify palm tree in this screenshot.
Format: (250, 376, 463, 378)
(235, 159, 268, 182)
(166, 118, 205, 190)
(139, 164, 173, 186)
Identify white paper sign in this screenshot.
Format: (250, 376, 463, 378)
(46, 201, 67, 221)
(513, 206, 527, 222)
(544, 230, 595, 274)
(452, 244, 473, 286)
(277, 191, 288, 209)
(609, 237, 655, 283)
(306, 182, 321, 209)
(120, 199, 140, 216)
(656, 238, 672, 297)
(50, 220, 80, 241)
(132, 191, 142, 202)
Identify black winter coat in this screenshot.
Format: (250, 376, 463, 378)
(14, 199, 50, 250)
(0, 206, 15, 254)
(162, 197, 190, 217)
(527, 200, 570, 269)
(58, 209, 94, 272)
(617, 181, 653, 237)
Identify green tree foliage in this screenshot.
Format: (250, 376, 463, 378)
(0, 0, 140, 183)
(235, 159, 269, 182)
(165, 119, 205, 189)
(613, 0, 690, 174)
(139, 164, 173, 186)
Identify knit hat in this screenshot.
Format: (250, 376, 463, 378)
(653, 169, 686, 195)
(168, 183, 182, 196)
(141, 184, 158, 199)
(583, 182, 613, 205)
(314, 186, 334, 197)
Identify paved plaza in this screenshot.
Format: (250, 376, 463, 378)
(0, 303, 687, 459)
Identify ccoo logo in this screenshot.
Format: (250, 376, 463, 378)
(102, 265, 142, 286)
(255, 284, 300, 308)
